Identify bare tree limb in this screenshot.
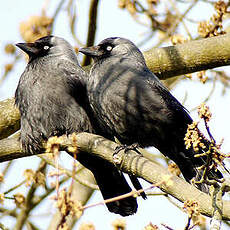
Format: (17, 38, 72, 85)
(40, 155, 98, 190)
(145, 33, 230, 79)
(0, 132, 230, 221)
(0, 98, 20, 140)
(0, 135, 22, 161)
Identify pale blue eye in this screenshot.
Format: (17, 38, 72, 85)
(106, 46, 113, 51)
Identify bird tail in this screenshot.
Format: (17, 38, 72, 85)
(76, 152, 138, 216)
(128, 174, 147, 199)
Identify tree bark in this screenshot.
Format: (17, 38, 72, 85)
(0, 132, 230, 221)
(0, 98, 20, 140)
(144, 33, 230, 79)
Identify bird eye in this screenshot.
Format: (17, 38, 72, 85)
(43, 45, 50, 50)
(106, 45, 113, 52)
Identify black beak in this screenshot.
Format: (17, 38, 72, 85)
(79, 46, 103, 57)
(16, 42, 39, 56)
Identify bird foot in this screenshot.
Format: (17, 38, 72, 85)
(114, 143, 142, 155)
(113, 143, 142, 165)
(113, 144, 146, 199)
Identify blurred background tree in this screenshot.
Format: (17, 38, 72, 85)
(0, 0, 230, 229)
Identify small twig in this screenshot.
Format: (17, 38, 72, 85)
(204, 120, 216, 144)
(168, 0, 193, 39)
(3, 180, 26, 195)
(54, 149, 60, 196)
(155, 0, 198, 47)
(83, 177, 171, 211)
(161, 223, 175, 230)
(0, 161, 13, 190)
(165, 195, 182, 210)
(210, 185, 224, 230)
(0, 223, 10, 230)
(52, 0, 65, 20)
(145, 192, 167, 196)
(14, 161, 43, 230)
(32, 177, 68, 207)
(25, 221, 40, 230)
(184, 216, 192, 230)
(2, 160, 12, 176)
(65, 0, 83, 46)
(191, 76, 217, 112)
(39, 155, 98, 190)
(203, 76, 217, 104)
(0, 207, 17, 218)
(69, 152, 77, 196)
(134, 1, 164, 30)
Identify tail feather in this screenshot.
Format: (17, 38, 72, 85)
(93, 167, 138, 216)
(76, 152, 138, 216)
(128, 174, 147, 199)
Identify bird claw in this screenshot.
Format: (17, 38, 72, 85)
(125, 143, 141, 154)
(114, 143, 142, 155)
(113, 145, 126, 165)
(113, 153, 123, 165)
(114, 144, 146, 199)
(113, 143, 142, 164)
(114, 145, 128, 156)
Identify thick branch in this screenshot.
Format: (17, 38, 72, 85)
(0, 132, 230, 220)
(145, 33, 230, 79)
(0, 135, 22, 161)
(0, 98, 20, 140)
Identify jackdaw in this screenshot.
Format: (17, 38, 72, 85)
(15, 35, 138, 216)
(79, 37, 222, 187)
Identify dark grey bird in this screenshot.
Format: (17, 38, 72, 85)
(79, 37, 222, 187)
(15, 35, 138, 216)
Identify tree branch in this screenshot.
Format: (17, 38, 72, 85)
(210, 185, 223, 230)
(0, 98, 20, 140)
(145, 33, 230, 79)
(0, 132, 230, 220)
(0, 134, 22, 162)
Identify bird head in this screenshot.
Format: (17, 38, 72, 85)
(16, 36, 78, 63)
(79, 37, 145, 64)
